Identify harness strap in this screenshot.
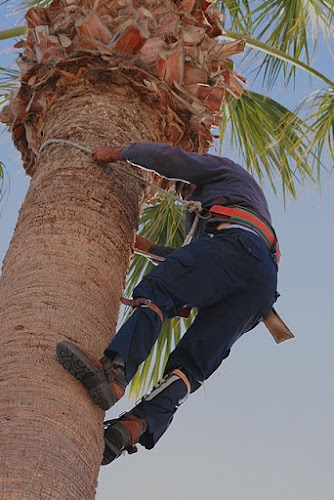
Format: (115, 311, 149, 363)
(209, 205, 281, 264)
(172, 368, 191, 394)
(120, 297, 164, 323)
(142, 368, 191, 404)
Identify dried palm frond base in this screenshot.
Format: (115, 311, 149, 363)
(1, 0, 246, 191)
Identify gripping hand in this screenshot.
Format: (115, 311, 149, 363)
(92, 146, 124, 163)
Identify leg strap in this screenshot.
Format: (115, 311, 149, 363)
(142, 368, 191, 405)
(171, 368, 191, 394)
(120, 297, 164, 323)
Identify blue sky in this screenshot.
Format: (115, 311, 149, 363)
(1, 3, 334, 500)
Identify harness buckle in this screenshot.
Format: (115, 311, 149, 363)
(140, 299, 152, 308)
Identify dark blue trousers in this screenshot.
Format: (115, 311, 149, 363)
(105, 228, 278, 448)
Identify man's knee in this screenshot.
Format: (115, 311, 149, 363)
(133, 277, 182, 319)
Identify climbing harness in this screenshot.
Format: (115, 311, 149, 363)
(39, 138, 203, 244)
(209, 205, 281, 265)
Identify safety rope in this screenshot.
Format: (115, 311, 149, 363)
(39, 138, 204, 244)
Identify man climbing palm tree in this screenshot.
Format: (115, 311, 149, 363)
(57, 141, 279, 465)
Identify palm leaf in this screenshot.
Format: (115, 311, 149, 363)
(220, 30, 334, 88)
(0, 66, 20, 110)
(2, 0, 52, 12)
(221, 0, 334, 36)
(251, 0, 333, 87)
(23, 0, 52, 7)
(302, 88, 334, 169)
(219, 0, 253, 32)
(0, 26, 26, 40)
(220, 90, 317, 198)
(220, 0, 334, 87)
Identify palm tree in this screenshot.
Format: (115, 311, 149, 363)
(0, 1, 248, 498)
(0, 1, 333, 498)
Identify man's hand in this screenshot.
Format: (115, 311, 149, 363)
(91, 146, 124, 163)
(135, 235, 154, 253)
(135, 235, 175, 259)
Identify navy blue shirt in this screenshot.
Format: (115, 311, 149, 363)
(121, 142, 272, 238)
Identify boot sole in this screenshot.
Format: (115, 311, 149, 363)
(102, 421, 129, 466)
(102, 436, 120, 466)
(56, 340, 115, 411)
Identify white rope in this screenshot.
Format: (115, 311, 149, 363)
(40, 138, 91, 154)
(183, 215, 200, 246)
(39, 138, 204, 244)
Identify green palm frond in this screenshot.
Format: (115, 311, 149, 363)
(0, 0, 52, 35)
(123, 196, 197, 399)
(15, 0, 52, 13)
(220, 31, 334, 88)
(302, 88, 334, 169)
(0, 26, 26, 40)
(220, 0, 333, 87)
(24, 0, 52, 7)
(0, 66, 20, 110)
(225, 0, 334, 37)
(219, 0, 253, 32)
(2, 0, 52, 13)
(251, 0, 333, 86)
(221, 90, 317, 198)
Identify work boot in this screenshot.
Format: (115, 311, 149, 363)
(102, 413, 147, 465)
(56, 340, 126, 410)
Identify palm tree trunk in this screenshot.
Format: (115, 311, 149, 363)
(0, 82, 160, 499)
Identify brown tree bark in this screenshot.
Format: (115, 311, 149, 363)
(0, 82, 161, 499)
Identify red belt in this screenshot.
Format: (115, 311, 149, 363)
(209, 205, 281, 264)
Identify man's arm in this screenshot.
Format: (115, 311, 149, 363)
(92, 142, 228, 184)
(135, 235, 175, 259)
